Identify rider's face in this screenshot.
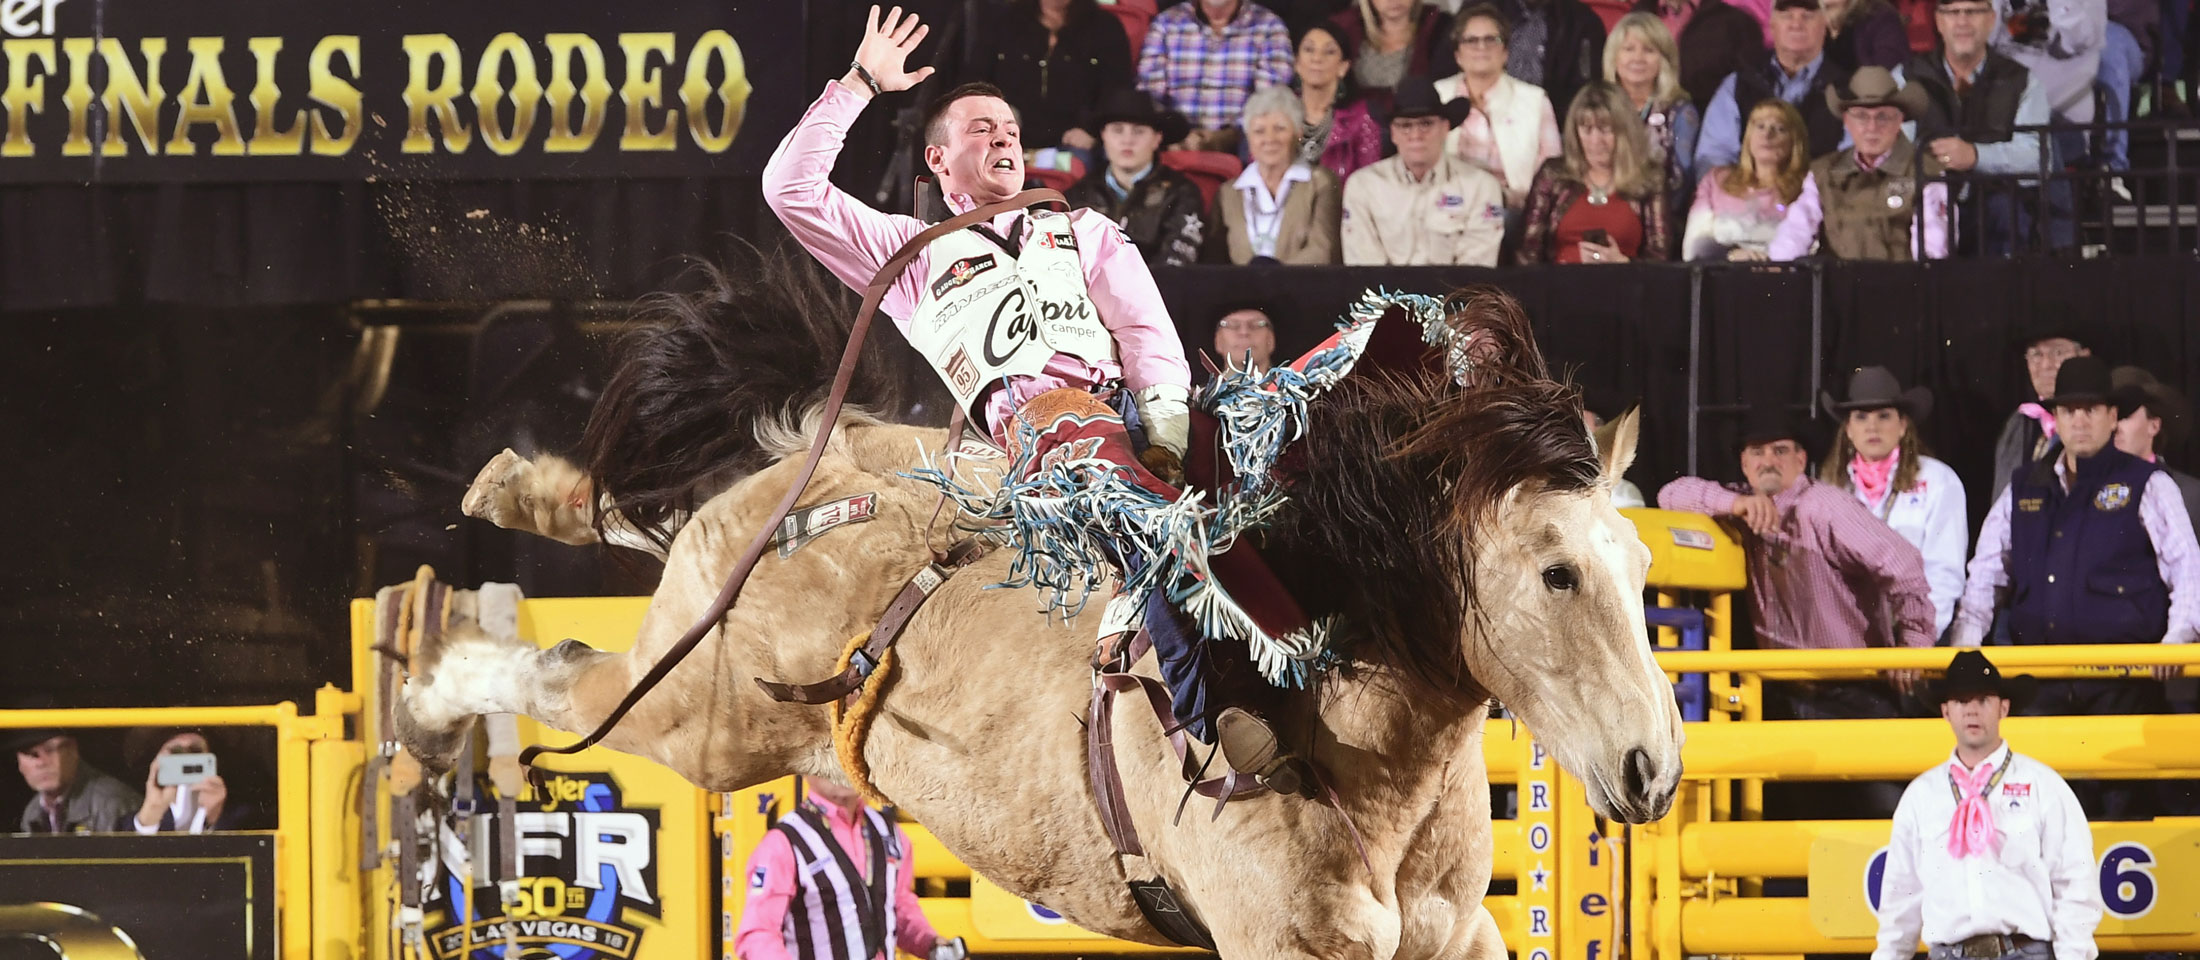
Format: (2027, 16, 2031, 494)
(926, 95, 1024, 203)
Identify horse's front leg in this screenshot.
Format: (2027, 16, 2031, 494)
(461, 449, 677, 558)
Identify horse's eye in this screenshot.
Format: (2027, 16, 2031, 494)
(1542, 565, 1579, 592)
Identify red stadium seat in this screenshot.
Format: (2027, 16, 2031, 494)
(1159, 149, 1244, 214)
(1100, 0, 1159, 60)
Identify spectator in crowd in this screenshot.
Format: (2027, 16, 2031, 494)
(126, 729, 253, 834)
(1683, 98, 1809, 259)
(1695, 0, 1856, 172)
(1486, 0, 1610, 125)
(1988, 0, 2105, 142)
(964, 0, 1136, 156)
(1951, 356, 2200, 815)
(1767, 67, 1952, 260)
(1207, 86, 1345, 262)
(1214, 302, 1280, 372)
(734, 776, 967, 960)
(13, 729, 139, 834)
(1633, 0, 1771, 110)
(1063, 89, 1207, 267)
(2097, 16, 2144, 183)
(1656, 408, 1938, 728)
(1292, 23, 1387, 179)
(1437, 5, 1566, 212)
(1817, 367, 1970, 636)
(1137, 0, 1297, 151)
(2112, 366, 2200, 530)
(1822, 0, 1912, 68)
(1892, 0, 2050, 255)
(1326, 0, 1459, 112)
(1872, 650, 2101, 960)
(1342, 76, 1509, 263)
(1518, 83, 1674, 262)
(1605, 13, 1703, 222)
(1991, 324, 2088, 503)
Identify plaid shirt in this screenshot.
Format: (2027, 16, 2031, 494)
(1135, 1, 1294, 132)
(1659, 475, 1938, 649)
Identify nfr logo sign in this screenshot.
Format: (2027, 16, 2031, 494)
(1859, 843, 2161, 920)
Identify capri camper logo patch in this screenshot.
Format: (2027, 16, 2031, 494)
(930, 254, 997, 299)
(427, 771, 661, 960)
(2096, 483, 2133, 511)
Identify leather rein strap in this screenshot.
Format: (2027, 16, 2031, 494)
(520, 188, 1067, 768)
(758, 536, 991, 704)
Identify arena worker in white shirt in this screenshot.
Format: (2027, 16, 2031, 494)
(1817, 366, 1970, 637)
(1873, 650, 2100, 960)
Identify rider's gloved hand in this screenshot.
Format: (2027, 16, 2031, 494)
(1135, 384, 1190, 460)
(928, 936, 969, 960)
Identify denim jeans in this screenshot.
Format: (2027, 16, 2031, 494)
(2100, 21, 2145, 171)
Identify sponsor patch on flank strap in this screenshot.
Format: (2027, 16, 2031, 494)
(773, 493, 879, 558)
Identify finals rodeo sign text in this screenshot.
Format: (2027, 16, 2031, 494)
(0, 0, 800, 183)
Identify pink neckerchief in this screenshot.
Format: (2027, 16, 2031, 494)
(1946, 753, 2008, 859)
(1851, 447, 1900, 512)
(2019, 402, 2058, 442)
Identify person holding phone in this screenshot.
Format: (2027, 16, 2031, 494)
(1516, 81, 1672, 263)
(127, 729, 249, 834)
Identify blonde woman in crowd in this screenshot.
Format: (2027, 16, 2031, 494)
(1817, 367, 1968, 636)
(1603, 13, 1700, 222)
(1207, 86, 1343, 264)
(1435, 4, 1562, 213)
(1682, 98, 1807, 260)
(1517, 82, 1671, 263)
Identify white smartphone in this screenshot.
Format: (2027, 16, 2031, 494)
(156, 752, 216, 787)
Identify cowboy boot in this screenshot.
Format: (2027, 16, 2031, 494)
(1215, 706, 1318, 799)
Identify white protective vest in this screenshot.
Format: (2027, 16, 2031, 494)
(905, 207, 1116, 417)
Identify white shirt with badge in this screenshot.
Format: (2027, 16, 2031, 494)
(1847, 455, 1970, 636)
(1873, 743, 2101, 960)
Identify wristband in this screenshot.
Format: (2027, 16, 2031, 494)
(849, 60, 883, 96)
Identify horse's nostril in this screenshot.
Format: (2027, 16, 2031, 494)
(1624, 747, 1654, 800)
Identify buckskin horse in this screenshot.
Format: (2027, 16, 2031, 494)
(396, 252, 1683, 959)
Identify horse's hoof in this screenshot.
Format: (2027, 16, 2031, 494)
(462, 448, 528, 523)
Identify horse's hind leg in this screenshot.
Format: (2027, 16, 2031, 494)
(392, 584, 625, 770)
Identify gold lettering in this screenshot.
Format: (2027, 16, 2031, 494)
(471, 32, 541, 156)
(401, 33, 469, 153)
(617, 32, 676, 151)
(306, 35, 361, 156)
(1, 38, 54, 158)
(168, 36, 245, 156)
(58, 36, 89, 155)
(244, 36, 302, 155)
(542, 33, 610, 152)
(98, 37, 166, 156)
(679, 30, 748, 153)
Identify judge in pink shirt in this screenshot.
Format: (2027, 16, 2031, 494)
(761, 5, 1193, 462)
(734, 777, 965, 960)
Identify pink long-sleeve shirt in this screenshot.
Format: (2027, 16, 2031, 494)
(1658, 475, 1939, 648)
(1955, 462, 2200, 641)
(734, 794, 939, 960)
(761, 82, 1191, 435)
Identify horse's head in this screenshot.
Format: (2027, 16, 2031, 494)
(1457, 407, 1681, 822)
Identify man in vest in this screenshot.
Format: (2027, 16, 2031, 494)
(1693, 0, 1855, 171)
(734, 777, 967, 960)
(1872, 650, 2100, 960)
(1951, 356, 2200, 816)
(1890, 0, 2051, 255)
(764, 7, 1314, 793)
(1767, 67, 1953, 261)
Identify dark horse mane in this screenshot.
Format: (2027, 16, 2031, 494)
(1265, 287, 1600, 714)
(579, 243, 949, 549)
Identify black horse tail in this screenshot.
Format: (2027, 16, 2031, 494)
(579, 242, 945, 551)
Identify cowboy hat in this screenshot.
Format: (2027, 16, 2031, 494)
(2111, 365, 2190, 451)
(1821, 366, 1933, 421)
(3, 727, 68, 755)
(1383, 75, 1474, 127)
(1085, 88, 1193, 146)
(1932, 649, 2037, 709)
(1824, 66, 1932, 120)
(2041, 355, 2116, 409)
(1735, 406, 1820, 459)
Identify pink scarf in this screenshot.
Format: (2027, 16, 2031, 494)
(1947, 760, 2000, 858)
(1851, 448, 1900, 511)
(2019, 402, 2058, 442)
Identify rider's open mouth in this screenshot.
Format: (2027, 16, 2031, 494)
(993, 158, 1016, 170)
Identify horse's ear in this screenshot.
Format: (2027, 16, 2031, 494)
(1596, 406, 1641, 486)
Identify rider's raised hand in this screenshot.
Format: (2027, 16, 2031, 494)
(841, 5, 934, 101)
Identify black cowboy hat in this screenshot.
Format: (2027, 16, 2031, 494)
(1383, 75, 1473, 127)
(1821, 366, 1933, 421)
(1085, 88, 1192, 147)
(1933, 649, 2037, 708)
(2010, 317, 2090, 350)
(2111, 366, 2190, 450)
(1824, 66, 1932, 120)
(1736, 406, 1819, 458)
(2042, 355, 2116, 409)
(4, 727, 67, 754)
